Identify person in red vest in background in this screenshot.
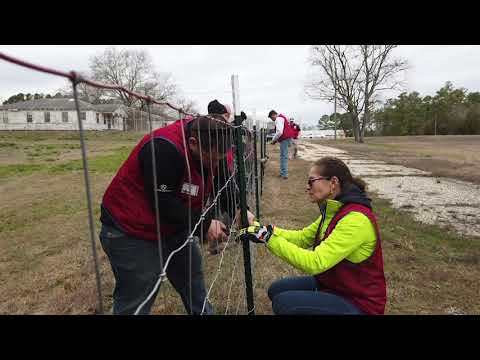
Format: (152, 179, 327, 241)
(207, 99, 234, 171)
(268, 110, 296, 179)
(237, 157, 387, 315)
(206, 99, 238, 254)
(208, 99, 232, 122)
(99, 115, 239, 315)
(289, 118, 301, 160)
(207, 99, 247, 175)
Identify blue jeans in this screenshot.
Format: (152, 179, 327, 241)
(99, 223, 213, 315)
(279, 138, 291, 177)
(268, 276, 363, 315)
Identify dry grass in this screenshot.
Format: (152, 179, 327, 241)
(0, 172, 116, 314)
(0, 134, 135, 167)
(0, 131, 136, 314)
(315, 135, 480, 184)
(1, 132, 478, 314)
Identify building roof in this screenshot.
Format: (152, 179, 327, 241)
(93, 104, 127, 113)
(0, 98, 176, 122)
(0, 98, 95, 111)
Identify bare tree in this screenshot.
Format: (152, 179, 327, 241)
(89, 47, 177, 107)
(174, 96, 199, 115)
(360, 45, 409, 140)
(57, 72, 106, 104)
(56, 47, 201, 129)
(305, 45, 408, 142)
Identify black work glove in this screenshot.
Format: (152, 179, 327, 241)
(236, 221, 274, 245)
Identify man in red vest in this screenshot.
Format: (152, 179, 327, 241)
(99, 115, 236, 315)
(206, 99, 236, 254)
(208, 99, 232, 122)
(268, 110, 296, 179)
(289, 118, 301, 159)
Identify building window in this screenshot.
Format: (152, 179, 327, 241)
(62, 112, 69, 123)
(80, 112, 86, 121)
(104, 119, 106, 125)
(96, 113, 99, 124)
(44, 112, 50, 123)
(27, 112, 33, 123)
(2, 112, 8, 124)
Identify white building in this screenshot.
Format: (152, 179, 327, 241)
(300, 129, 346, 139)
(92, 103, 129, 130)
(126, 107, 173, 132)
(0, 98, 126, 131)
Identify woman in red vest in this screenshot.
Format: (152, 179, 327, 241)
(237, 157, 387, 314)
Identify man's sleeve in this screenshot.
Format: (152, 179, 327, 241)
(272, 118, 284, 142)
(138, 138, 213, 237)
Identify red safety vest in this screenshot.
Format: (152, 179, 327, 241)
(276, 114, 296, 142)
(290, 122, 300, 139)
(313, 203, 387, 315)
(102, 118, 215, 241)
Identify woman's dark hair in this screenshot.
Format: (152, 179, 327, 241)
(189, 115, 232, 154)
(268, 110, 277, 118)
(313, 157, 367, 192)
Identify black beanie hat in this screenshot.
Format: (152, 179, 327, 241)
(208, 99, 227, 114)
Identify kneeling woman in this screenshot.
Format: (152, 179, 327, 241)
(238, 157, 386, 315)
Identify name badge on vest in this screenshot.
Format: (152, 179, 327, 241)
(181, 182, 199, 197)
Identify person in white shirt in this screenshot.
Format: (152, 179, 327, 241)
(268, 110, 296, 179)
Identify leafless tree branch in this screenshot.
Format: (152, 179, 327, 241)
(305, 45, 408, 142)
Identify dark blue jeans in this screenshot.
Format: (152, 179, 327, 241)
(268, 276, 363, 315)
(99, 223, 213, 315)
(279, 138, 292, 177)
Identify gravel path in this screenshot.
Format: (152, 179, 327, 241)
(298, 142, 480, 237)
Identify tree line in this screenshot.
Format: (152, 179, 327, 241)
(2, 92, 69, 104)
(372, 81, 480, 136)
(318, 81, 480, 136)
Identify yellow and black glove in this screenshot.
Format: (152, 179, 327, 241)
(236, 221, 274, 245)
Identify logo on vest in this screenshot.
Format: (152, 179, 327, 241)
(181, 182, 199, 197)
(157, 184, 172, 193)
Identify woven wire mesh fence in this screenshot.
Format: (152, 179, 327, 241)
(0, 51, 266, 315)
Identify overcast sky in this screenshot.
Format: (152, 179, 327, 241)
(2, 45, 480, 126)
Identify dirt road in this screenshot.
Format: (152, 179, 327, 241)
(298, 141, 480, 238)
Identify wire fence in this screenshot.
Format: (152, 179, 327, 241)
(0, 51, 269, 315)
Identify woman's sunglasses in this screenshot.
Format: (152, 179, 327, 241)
(307, 176, 331, 187)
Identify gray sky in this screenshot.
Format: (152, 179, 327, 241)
(2, 45, 480, 127)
